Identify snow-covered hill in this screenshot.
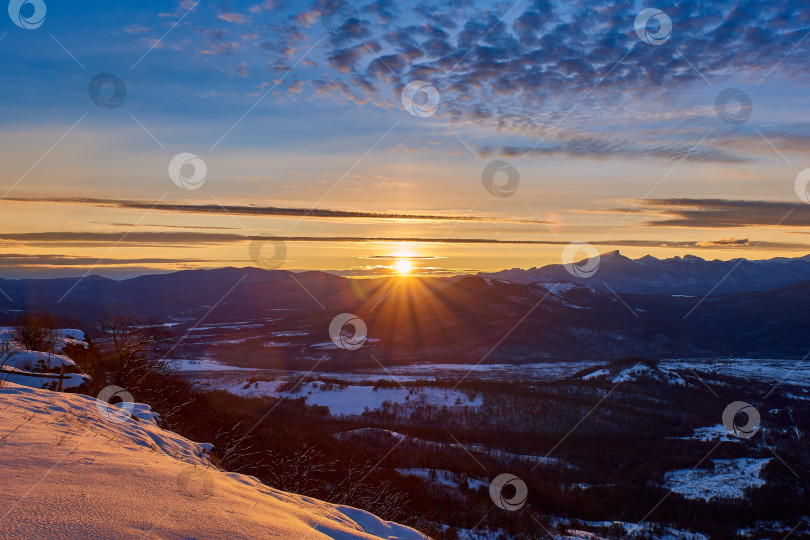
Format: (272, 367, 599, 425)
(0, 328, 90, 391)
(0, 383, 427, 539)
(571, 358, 687, 386)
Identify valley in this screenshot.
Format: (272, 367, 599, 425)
(173, 356, 810, 538)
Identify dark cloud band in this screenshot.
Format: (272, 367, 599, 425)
(0, 231, 805, 252)
(5, 197, 543, 225)
(630, 198, 810, 228)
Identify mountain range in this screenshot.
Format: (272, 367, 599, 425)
(480, 251, 810, 295)
(1, 253, 809, 364)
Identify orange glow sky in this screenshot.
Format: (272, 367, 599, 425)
(2, 1, 810, 278)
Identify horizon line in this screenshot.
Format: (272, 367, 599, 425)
(2, 250, 810, 282)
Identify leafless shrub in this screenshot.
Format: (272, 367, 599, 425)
(210, 419, 262, 474)
(328, 459, 411, 524)
(97, 316, 173, 386)
(265, 444, 336, 496)
(13, 313, 59, 353)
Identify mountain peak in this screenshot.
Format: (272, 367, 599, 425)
(599, 250, 633, 263)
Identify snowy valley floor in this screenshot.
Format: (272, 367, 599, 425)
(0, 383, 426, 540)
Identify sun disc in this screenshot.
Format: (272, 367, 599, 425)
(394, 259, 413, 274)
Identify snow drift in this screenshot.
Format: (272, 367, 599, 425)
(0, 383, 427, 539)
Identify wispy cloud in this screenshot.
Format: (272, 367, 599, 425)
(1, 231, 806, 252)
(498, 138, 751, 164)
(5, 197, 545, 224)
(0, 253, 214, 267)
(696, 237, 750, 246)
(618, 199, 810, 228)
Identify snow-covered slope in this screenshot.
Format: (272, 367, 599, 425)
(573, 359, 687, 386)
(0, 327, 90, 391)
(664, 458, 771, 501)
(0, 383, 427, 540)
(0, 327, 88, 354)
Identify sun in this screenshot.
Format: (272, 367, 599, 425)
(394, 258, 413, 275)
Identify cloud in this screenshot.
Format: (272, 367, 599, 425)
(359, 255, 445, 260)
(0, 231, 805, 252)
(696, 237, 750, 246)
(224, 61, 250, 77)
(196, 27, 241, 55)
(499, 137, 752, 164)
(217, 12, 249, 24)
(5, 197, 545, 225)
(0, 254, 213, 267)
(213, 0, 810, 164)
(124, 23, 150, 35)
(628, 199, 810, 228)
(92, 222, 243, 231)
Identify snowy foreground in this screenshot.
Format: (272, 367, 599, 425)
(0, 383, 427, 540)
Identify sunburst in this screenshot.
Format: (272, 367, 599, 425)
(394, 258, 413, 275)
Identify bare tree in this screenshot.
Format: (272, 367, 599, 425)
(13, 313, 59, 353)
(98, 316, 173, 386)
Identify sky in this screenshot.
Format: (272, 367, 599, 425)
(2, 0, 810, 278)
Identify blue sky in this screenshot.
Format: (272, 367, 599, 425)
(2, 0, 810, 277)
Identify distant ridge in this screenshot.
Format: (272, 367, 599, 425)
(480, 252, 810, 295)
(2, 263, 810, 361)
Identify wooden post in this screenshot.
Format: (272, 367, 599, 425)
(57, 365, 65, 392)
